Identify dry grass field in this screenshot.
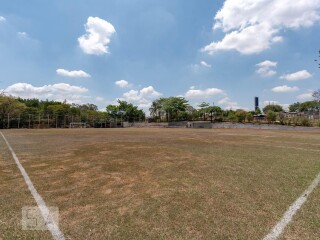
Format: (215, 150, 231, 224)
(1, 128, 320, 240)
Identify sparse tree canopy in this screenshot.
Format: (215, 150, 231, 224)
(313, 89, 320, 101)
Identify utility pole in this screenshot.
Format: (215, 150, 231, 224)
(7, 113, 10, 129)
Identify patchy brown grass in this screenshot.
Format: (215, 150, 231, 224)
(1, 128, 320, 239)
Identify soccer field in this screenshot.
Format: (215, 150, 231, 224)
(1, 128, 320, 239)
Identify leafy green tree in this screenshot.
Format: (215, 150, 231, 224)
(263, 104, 283, 113)
(106, 104, 119, 118)
(289, 102, 300, 112)
(106, 100, 145, 122)
(255, 108, 262, 115)
(289, 101, 320, 112)
(118, 100, 145, 122)
(0, 95, 26, 128)
(227, 111, 237, 123)
(158, 97, 189, 121)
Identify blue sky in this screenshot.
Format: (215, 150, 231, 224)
(0, 0, 319, 113)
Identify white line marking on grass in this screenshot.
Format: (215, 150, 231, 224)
(0, 132, 65, 240)
(263, 173, 320, 240)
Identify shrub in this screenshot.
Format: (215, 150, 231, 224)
(235, 110, 247, 123)
(228, 112, 237, 123)
(279, 114, 285, 125)
(246, 112, 253, 122)
(214, 116, 223, 122)
(266, 110, 277, 123)
(301, 118, 312, 127)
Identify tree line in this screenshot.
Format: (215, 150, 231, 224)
(0, 94, 145, 129)
(0, 89, 319, 128)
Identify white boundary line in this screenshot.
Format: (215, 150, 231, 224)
(0, 132, 65, 240)
(263, 172, 320, 240)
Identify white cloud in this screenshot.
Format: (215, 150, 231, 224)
(95, 96, 104, 101)
(185, 87, 224, 99)
(122, 86, 162, 112)
(78, 16, 116, 55)
(218, 97, 247, 110)
(4, 83, 88, 103)
(140, 86, 162, 98)
(297, 92, 313, 100)
(17, 32, 28, 38)
(56, 69, 91, 78)
(202, 22, 279, 54)
(115, 80, 129, 88)
(256, 60, 277, 77)
(123, 86, 162, 101)
(203, 0, 320, 54)
(280, 70, 312, 81)
(272, 85, 299, 93)
(191, 61, 212, 72)
(200, 61, 212, 68)
(0, 16, 6, 23)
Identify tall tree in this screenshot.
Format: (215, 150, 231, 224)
(149, 99, 162, 119)
(160, 97, 189, 121)
(198, 102, 210, 120)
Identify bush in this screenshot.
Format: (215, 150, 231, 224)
(317, 121, 320, 127)
(279, 114, 285, 125)
(235, 110, 247, 123)
(285, 118, 292, 126)
(228, 112, 237, 123)
(301, 118, 312, 127)
(266, 110, 277, 123)
(214, 116, 223, 122)
(246, 112, 253, 122)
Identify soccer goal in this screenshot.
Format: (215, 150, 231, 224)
(69, 122, 86, 128)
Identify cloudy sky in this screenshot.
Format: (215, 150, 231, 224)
(0, 0, 319, 112)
